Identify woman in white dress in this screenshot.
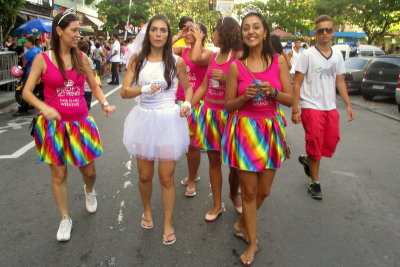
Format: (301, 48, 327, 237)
(121, 14, 193, 245)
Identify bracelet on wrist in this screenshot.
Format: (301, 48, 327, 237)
(101, 101, 110, 108)
(266, 88, 279, 99)
(292, 110, 299, 114)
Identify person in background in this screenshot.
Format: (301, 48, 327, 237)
(172, 16, 193, 47)
(35, 38, 44, 52)
(92, 42, 103, 77)
(288, 38, 302, 80)
(271, 35, 291, 70)
(109, 34, 120, 85)
(77, 40, 95, 110)
(3, 36, 12, 48)
(120, 40, 128, 72)
(13, 36, 41, 116)
(283, 40, 292, 54)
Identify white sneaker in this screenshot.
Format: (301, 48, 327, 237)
(56, 217, 72, 242)
(84, 185, 97, 213)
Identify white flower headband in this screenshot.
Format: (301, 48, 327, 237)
(58, 8, 76, 26)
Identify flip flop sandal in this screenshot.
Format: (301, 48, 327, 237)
(162, 231, 176, 245)
(239, 248, 259, 266)
(233, 231, 259, 245)
(180, 176, 201, 186)
(140, 214, 153, 229)
(185, 186, 197, 197)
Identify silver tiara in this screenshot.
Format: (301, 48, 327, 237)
(241, 4, 262, 17)
(58, 8, 76, 25)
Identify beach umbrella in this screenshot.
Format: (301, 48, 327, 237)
(14, 18, 52, 35)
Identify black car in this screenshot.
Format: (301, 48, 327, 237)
(360, 55, 400, 100)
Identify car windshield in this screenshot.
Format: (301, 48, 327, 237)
(374, 51, 385, 56)
(345, 58, 368, 69)
(360, 51, 373, 56)
(369, 58, 400, 69)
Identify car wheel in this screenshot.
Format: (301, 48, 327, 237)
(362, 92, 374, 100)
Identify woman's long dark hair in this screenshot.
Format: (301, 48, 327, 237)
(240, 12, 274, 68)
(135, 14, 176, 90)
(215, 17, 242, 53)
(51, 12, 85, 80)
(270, 34, 283, 54)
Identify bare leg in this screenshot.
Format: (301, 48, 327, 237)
(228, 167, 241, 208)
(186, 141, 200, 189)
(308, 157, 320, 182)
(50, 164, 69, 218)
(137, 158, 155, 222)
(238, 170, 258, 257)
(207, 150, 222, 215)
(79, 161, 96, 193)
(158, 160, 176, 241)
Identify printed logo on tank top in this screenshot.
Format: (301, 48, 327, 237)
(56, 79, 81, 107)
(207, 79, 225, 97)
(141, 80, 169, 101)
(186, 65, 196, 87)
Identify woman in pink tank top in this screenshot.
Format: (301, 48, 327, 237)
(223, 13, 293, 265)
(173, 22, 213, 197)
(22, 9, 115, 242)
(190, 17, 243, 221)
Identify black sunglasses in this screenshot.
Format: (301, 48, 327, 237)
(316, 28, 333, 34)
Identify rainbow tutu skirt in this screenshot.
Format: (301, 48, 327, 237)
(222, 113, 286, 172)
(33, 115, 103, 166)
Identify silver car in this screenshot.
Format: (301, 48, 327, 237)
(344, 57, 373, 92)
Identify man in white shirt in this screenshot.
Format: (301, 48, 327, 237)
(288, 39, 302, 77)
(109, 34, 121, 85)
(291, 15, 354, 200)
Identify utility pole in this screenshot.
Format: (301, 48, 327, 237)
(124, 0, 133, 41)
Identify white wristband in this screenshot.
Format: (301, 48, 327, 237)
(182, 101, 191, 109)
(141, 84, 151, 94)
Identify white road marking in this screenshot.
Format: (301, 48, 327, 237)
(123, 181, 132, 188)
(117, 200, 125, 224)
(330, 170, 359, 178)
(0, 85, 121, 159)
(0, 141, 35, 159)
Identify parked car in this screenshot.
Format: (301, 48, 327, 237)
(333, 44, 385, 60)
(395, 75, 400, 112)
(360, 55, 400, 101)
(344, 57, 373, 92)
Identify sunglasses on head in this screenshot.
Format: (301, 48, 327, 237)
(58, 8, 76, 26)
(316, 27, 333, 34)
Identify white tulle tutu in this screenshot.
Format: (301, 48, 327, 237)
(123, 104, 190, 161)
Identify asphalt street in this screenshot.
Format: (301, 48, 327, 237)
(0, 79, 399, 267)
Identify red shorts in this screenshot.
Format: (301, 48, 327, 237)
(301, 109, 340, 160)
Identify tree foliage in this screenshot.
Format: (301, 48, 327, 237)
(96, 0, 152, 32)
(316, 0, 400, 44)
(151, 0, 220, 35)
(234, 0, 317, 36)
(0, 0, 25, 43)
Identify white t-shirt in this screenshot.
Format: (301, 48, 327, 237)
(295, 46, 345, 111)
(110, 40, 120, 63)
(89, 44, 96, 58)
(290, 48, 301, 74)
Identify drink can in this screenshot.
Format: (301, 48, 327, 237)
(211, 79, 220, 88)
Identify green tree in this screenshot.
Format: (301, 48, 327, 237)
(96, 0, 152, 33)
(234, 0, 316, 36)
(316, 0, 400, 44)
(151, 0, 220, 36)
(0, 0, 25, 44)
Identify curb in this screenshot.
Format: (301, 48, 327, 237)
(351, 101, 400, 122)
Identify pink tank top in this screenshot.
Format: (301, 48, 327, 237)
(41, 52, 88, 121)
(204, 51, 235, 110)
(236, 54, 281, 119)
(176, 47, 208, 101)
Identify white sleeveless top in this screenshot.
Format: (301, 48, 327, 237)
(290, 49, 301, 74)
(137, 55, 179, 109)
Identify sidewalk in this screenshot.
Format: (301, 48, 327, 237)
(0, 90, 16, 110)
